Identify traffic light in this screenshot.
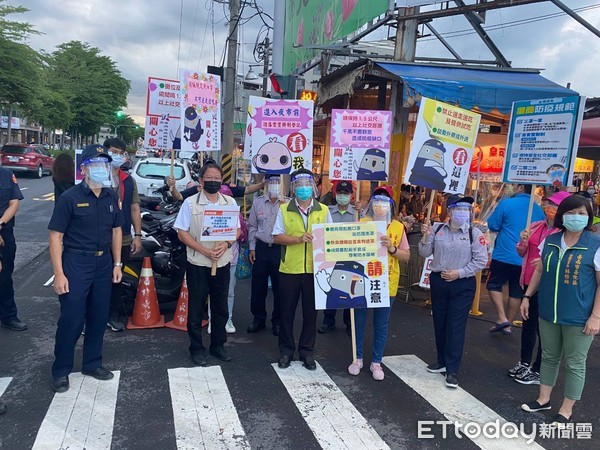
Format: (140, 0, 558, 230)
(269, 73, 296, 99)
(115, 111, 124, 118)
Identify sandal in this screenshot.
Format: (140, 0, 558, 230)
(489, 322, 511, 333)
(501, 327, 513, 335)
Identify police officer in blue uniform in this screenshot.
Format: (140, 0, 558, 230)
(48, 144, 123, 393)
(0, 164, 26, 331)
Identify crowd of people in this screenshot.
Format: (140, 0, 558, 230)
(1, 143, 598, 427)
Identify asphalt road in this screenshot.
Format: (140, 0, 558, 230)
(1, 175, 599, 449)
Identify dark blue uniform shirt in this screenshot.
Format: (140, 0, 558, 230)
(0, 167, 25, 231)
(181, 184, 245, 200)
(48, 182, 123, 251)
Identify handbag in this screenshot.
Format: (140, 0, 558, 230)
(235, 244, 252, 279)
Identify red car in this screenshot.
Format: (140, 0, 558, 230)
(0, 143, 54, 178)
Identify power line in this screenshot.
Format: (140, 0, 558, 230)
(186, 0, 201, 69)
(176, 0, 184, 77)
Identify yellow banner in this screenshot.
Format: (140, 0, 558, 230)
(574, 157, 594, 173)
(422, 98, 480, 147)
(324, 222, 378, 262)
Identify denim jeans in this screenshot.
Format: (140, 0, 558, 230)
(353, 300, 393, 363)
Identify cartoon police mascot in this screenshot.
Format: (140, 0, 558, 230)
(183, 106, 204, 143)
(316, 261, 367, 309)
(354, 148, 387, 180)
(408, 138, 447, 190)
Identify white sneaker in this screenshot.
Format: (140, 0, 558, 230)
(226, 319, 236, 334)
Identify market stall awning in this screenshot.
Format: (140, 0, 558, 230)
(577, 117, 600, 160)
(375, 62, 578, 114)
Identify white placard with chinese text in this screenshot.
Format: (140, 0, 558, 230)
(199, 205, 240, 242)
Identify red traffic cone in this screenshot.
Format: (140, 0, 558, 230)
(127, 257, 165, 329)
(166, 275, 188, 331)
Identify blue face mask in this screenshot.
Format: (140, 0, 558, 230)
(450, 209, 470, 226)
(563, 215, 588, 232)
(295, 186, 313, 201)
(110, 153, 125, 168)
(88, 166, 110, 184)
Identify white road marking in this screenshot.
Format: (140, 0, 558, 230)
(168, 366, 250, 449)
(383, 355, 545, 450)
(0, 377, 12, 396)
(20, 187, 28, 190)
(273, 361, 389, 450)
(32, 371, 120, 450)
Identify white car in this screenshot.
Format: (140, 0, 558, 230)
(135, 149, 148, 158)
(132, 157, 193, 199)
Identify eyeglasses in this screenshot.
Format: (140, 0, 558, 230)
(202, 177, 222, 182)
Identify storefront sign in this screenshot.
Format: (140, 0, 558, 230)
(312, 222, 390, 310)
(1, 116, 21, 129)
(180, 69, 221, 152)
(404, 97, 481, 194)
(329, 109, 392, 181)
(469, 133, 506, 175)
(574, 157, 594, 173)
(504, 96, 584, 186)
(246, 96, 314, 174)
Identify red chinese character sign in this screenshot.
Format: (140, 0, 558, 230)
(468, 133, 507, 179)
(404, 98, 481, 194)
(246, 96, 314, 174)
(144, 114, 180, 151)
(312, 222, 390, 310)
(179, 69, 221, 152)
(329, 109, 392, 181)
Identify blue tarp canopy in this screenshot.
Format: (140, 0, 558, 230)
(375, 62, 578, 114)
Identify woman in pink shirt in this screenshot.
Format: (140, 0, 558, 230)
(509, 191, 570, 385)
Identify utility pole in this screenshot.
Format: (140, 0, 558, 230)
(223, 0, 240, 157)
(261, 36, 270, 97)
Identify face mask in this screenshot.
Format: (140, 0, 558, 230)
(450, 209, 470, 226)
(372, 203, 390, 217)
(295, 186, 313, 201)
(88, 166, 109, 184)
(563, 215, 588, 232)
(110, 153, 126, 168)
(588, 189, 595, 195)
(544, 206, 557, 224)
(203, 181, 221, 194)
(336, 194, 351, 206)
(267, 184, 280, 198)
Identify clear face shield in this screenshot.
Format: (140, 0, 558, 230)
(83, 158, 112, 188)
(364, 195, 393, 223)
(291, 173, 317, 201)
(266, 176, 281, 199)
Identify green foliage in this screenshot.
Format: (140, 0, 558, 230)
(0, 37, 42, 111)
(0, 0, 40, 41)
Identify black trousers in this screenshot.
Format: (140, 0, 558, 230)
(250, 241, 281, 326)
(430, 272, 475, 374)
(109, 244, 131, 318)
(521, 285, 542, 373)
(0, 229, 17, 323)
(186, 262, 229, 355)
(322, 308, 351, 328)
(278, 272, 317, 358)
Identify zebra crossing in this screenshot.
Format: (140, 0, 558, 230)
(1, 356, 547, 450)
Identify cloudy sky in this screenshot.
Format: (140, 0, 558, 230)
(18, 0, 600, 124)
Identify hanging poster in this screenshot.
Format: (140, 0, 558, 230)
(180, 69, 221, 152)
(404, 97, 481, 194)
(199, 205, 240, 241)
(146, 77, 181, 118)
(312, 222, 390, 310)
(247, 96, 314, 174)
(329, 109, 392, 181)
(503, 96, 585, 186)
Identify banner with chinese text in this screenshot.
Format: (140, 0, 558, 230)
(144, 114, 180, 150)
(199, 205, 240, 242)
(180, 69, 221, 152)
(329, 109, 392, 181)
(247, 96, 314, 174)
(504, 96, 584, 186)
(146, 77, 181, 118)
(312, 222, 390, 310)
(404, 98, 481, 194)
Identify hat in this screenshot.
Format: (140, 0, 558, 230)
(373, 185, 393, 198)
(81, 144, 112, 163)
(447, 194, 474, 208)
(335, 181, 353, 193)
(265, 174, 280, 181)
(333, 261, 365, 277)
(546, 191, 570, 206)
(588, 181, 594, 187)
(364, 148, 386, 159)
(291, 168, 313, 181)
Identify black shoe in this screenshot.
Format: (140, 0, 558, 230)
(1, 319, 27, 331)
(0, 399, 6, 415)
(272, 325, 280, 336)
(426, 362, 447, 373)
(246, 322, 265, 333)
(301, 356, 317, 371)
(210, 346, 232, 362)
(278, 354, 291, 369)
(107, 317, 124, 332)
(52, 376, 70, 393)
(82, 367, 114, 381)
(521, 400, 552, 413)
(191, 351, 207, 366)
(318, 323, 336, 334)
(445, 373, 458, 388)
(550, 413, 573, 425)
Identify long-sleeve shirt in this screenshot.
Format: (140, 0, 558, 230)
(515, 219, 558, 287)
(248, 195, 288, 250)
(487, 193, 545, 266)
(418, 222, 488, 279)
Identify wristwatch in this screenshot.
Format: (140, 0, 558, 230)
(134, 233, 142, 237)
(522, 294, 531, 299)
(114, 262, 123, 267)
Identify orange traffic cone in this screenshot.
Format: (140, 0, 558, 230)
(127, 257, 165, 329)
(166, 275, 188, 331)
